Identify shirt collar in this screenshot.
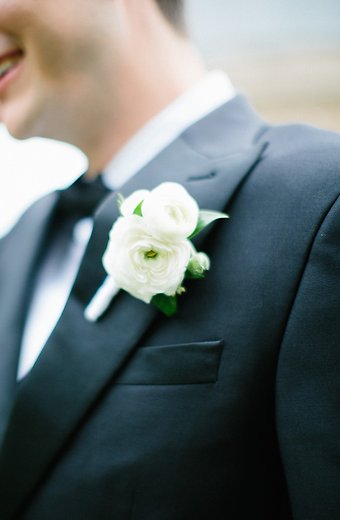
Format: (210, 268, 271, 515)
(102, 70, 235, 190)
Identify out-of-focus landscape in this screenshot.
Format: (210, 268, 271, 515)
(222, 51, 340, 132)
(186, 0, 340, 131)
(0, 0, 339, 235)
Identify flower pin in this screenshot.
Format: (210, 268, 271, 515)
(84, 182, 228, 321)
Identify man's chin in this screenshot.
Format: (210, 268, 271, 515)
(2, 117, 46, 141)
(2, 126, 29, 141)
(0, 100, 47, 140)
(1, 115, 33, 140)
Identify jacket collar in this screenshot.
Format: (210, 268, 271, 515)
(0, 95, 269, 517)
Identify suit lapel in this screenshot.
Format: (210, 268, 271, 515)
(0, 96, 269, 517)
(0, 193, 58, 443)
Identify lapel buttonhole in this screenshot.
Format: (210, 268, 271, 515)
(187, 171, 217, 182)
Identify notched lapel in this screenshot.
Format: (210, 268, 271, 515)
(0, 98, 267, 518)
(184, 143, 267, 217)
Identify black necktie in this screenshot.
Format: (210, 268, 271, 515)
(55, 174, 111, 221)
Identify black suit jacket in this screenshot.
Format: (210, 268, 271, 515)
(0, 96, 340, 519)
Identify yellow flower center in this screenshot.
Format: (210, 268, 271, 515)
(145, 250, 158, 259)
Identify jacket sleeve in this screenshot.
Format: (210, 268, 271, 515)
(276, 192, 340, 519)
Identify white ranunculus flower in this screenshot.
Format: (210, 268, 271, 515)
(120, 189, 150, 216)
(102, 214, 192, 303)
(141, 182, 199, 242)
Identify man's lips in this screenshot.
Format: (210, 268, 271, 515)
(0, 49, 24, 79)
(0, 49, 24, 97)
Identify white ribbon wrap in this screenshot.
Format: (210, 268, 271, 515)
(84, 276, 119, 322)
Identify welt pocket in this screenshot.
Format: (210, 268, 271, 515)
(115, 340, 224, 385)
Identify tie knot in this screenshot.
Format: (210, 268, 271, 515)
(56, 175, 110, 220)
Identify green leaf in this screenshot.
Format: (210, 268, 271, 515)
(189, 210, 229, 239)
(117, 193, 125, 213)
(133, 200, 144, 217)
(152, 294, 178, 317)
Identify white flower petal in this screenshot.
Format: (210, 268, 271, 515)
(142, 182, 199, 242)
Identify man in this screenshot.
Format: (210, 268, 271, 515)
(0, 0, 339, 518)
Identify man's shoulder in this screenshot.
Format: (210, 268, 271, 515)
(262, 122, 340, 174)
(257, 122, 340, 195)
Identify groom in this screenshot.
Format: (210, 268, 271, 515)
(0, 1, 340, 518)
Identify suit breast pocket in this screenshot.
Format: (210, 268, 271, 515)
(115, 340, 224, 385)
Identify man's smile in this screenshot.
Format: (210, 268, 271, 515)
(0, 49, 24, 96)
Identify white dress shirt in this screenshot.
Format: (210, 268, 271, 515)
(17, 70, 235, 380)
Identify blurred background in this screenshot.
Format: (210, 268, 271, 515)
(1, 0, 340, 236)
(186, 0, 340, 131)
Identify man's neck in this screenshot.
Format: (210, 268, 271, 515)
(84, 16, 206, 177)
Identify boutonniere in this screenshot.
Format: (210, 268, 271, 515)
(84, 182, 228, 321)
